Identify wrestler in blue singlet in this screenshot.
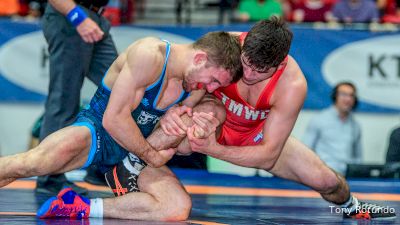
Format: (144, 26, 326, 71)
(73, 40, 190, 173)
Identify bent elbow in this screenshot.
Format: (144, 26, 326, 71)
(102, 112, 115, 134)
(261, 159, 278, 171)
(258, 148, 281, 171)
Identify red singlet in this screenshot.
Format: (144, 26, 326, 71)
(213, 32, 287, 146)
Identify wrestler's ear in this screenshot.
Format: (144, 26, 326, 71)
(193, 51, 207, 66)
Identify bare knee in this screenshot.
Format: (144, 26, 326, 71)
(152, 175, 192, 221)
(313, 168, 341, 194)
(316, 169, 351, 204)
(139, 168, 192, 221)
(162, 186, 192, 221)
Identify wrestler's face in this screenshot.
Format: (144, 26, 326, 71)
(335, 84, 356, 113)
(183, 63, 232, 93)
(240, 54, 277, 85)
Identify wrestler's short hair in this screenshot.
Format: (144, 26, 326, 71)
(242, 16, 293, 71)
(193, 31, 243, 82)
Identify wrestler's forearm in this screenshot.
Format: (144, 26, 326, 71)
(146, 128, 185, 150)
(208, 144, 281, 170)
(147, 95, 224, 154)
(147, 112, 195, 151)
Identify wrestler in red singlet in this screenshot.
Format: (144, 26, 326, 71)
(213, 32, 287, 146)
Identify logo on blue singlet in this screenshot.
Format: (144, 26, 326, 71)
(137, 111, 159, 125)
(141, 98, 150, 107)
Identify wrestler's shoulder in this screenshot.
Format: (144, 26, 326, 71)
(282, 55, 306, 82)
(125, 37, 165, 54)
(275, 55, 307, 96)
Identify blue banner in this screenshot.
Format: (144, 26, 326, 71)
(0, 19, 399, 113)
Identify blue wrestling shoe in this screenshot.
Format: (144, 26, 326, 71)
(37, 187, 90, 219)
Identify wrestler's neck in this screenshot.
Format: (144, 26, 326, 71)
(239, 73, 273, 89)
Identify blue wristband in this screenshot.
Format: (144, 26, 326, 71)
(66, 6, 88, 27)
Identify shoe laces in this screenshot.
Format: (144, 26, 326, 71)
(127, 174, 139, 192)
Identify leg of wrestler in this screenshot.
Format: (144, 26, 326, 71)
(106, 94, 225, 194)
(268, 136, 349, 204)
(103, 166, 191, 221)
(0, 126, 92, 188)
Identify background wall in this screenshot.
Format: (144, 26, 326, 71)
(0, 20, 399, 176)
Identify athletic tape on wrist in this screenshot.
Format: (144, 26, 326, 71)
(66, 6, 88, 27)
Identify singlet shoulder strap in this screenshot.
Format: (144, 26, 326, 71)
(145, 39, 171, 91)
(159, 39, 171, 80)
(259, 56, 289, 108)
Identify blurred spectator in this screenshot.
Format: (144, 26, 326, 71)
(303, 82, 362, 175)
(381, 12, 400, 23)
(176, 0, 192, 24)
(28, 1, 44, 17)
(380, 0, 400, 23)
(386, 126, 400, 163)
(101, 0, 145, 25)
(292, 0, 334, 22)
(381, 126, 400, 178)
(377, 0, 392, 16)
(29, 0, 47, 16)
(119, 0, 139, 23)
(0, 0, 19, 17)
(330, 0, 379, 23)
(218, 0, 239, 24)
(136, 0, 146, 19)
(377, 0, 396, 16)
(282, 0, 301, 22)
(103, 0, 121, 25)
(19, 0, 47, 18)
(238, 0, 283, 22)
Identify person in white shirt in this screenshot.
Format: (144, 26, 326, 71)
(303, 81, 362, 175)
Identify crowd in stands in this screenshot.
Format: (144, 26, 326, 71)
(237, 0, 399, 24)
(0, 0, 46, 19)
(1, 0, 399, 24)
